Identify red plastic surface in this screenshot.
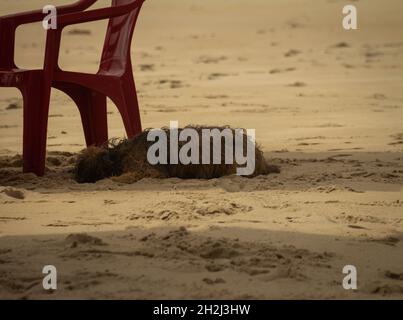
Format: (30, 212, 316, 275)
(0, 0, 145, 176)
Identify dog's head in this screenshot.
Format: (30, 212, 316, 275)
(74, 146, 117, 183)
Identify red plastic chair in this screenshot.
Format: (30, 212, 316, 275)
(0, 0, 145, 176)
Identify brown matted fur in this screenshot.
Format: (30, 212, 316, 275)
(74, 126, 280, 183)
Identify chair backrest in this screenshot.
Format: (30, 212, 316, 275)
(99, 0, 143, 75)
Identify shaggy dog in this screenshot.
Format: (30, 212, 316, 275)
(74, 126, 280, 183)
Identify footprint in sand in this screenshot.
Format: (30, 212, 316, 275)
(6, 99, 23, 110)
(202, 278, 226, 285)
(385, 271, 403, 281)
(270, 67, 296, 74)
(330, 42, 350, 49)
(157, 79, 184, 89)
(284, 49, 301, 57)
(368, 236, 401, 247)
(364, 282, 403, 296)
(67, 28, 91, 35)
(207, 73, 234, 80)
(1, 187, 25, 200)
(65, 233, 107, 248)
(288, 81, 306, 87)
(370, 93, 387, 100)
(196, 55, 227, 64)
(139, 64, 155, 72)
(388, 133, 403, 146)
(0, 216, 27, 222)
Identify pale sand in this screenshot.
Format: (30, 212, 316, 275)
(0, 0, 402, 299)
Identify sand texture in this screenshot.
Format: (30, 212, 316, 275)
(0, 0, 402, 299)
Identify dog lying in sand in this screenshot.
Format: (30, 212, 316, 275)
(74, 126, 280, 183)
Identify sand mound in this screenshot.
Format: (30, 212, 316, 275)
(65, 233, 107, 247)
(1, 187, 25, 200)
(75, 126, 280, 183)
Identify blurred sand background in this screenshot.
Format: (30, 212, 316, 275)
(0, 0, 402, 299)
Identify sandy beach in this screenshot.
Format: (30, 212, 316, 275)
(0, 0, 402, 299)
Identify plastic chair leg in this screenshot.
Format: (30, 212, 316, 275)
(20, 74, 51, 176)
(54, 83, 108, 147)
(79, 90, 108, 147)
(114, 78, 142, 139)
